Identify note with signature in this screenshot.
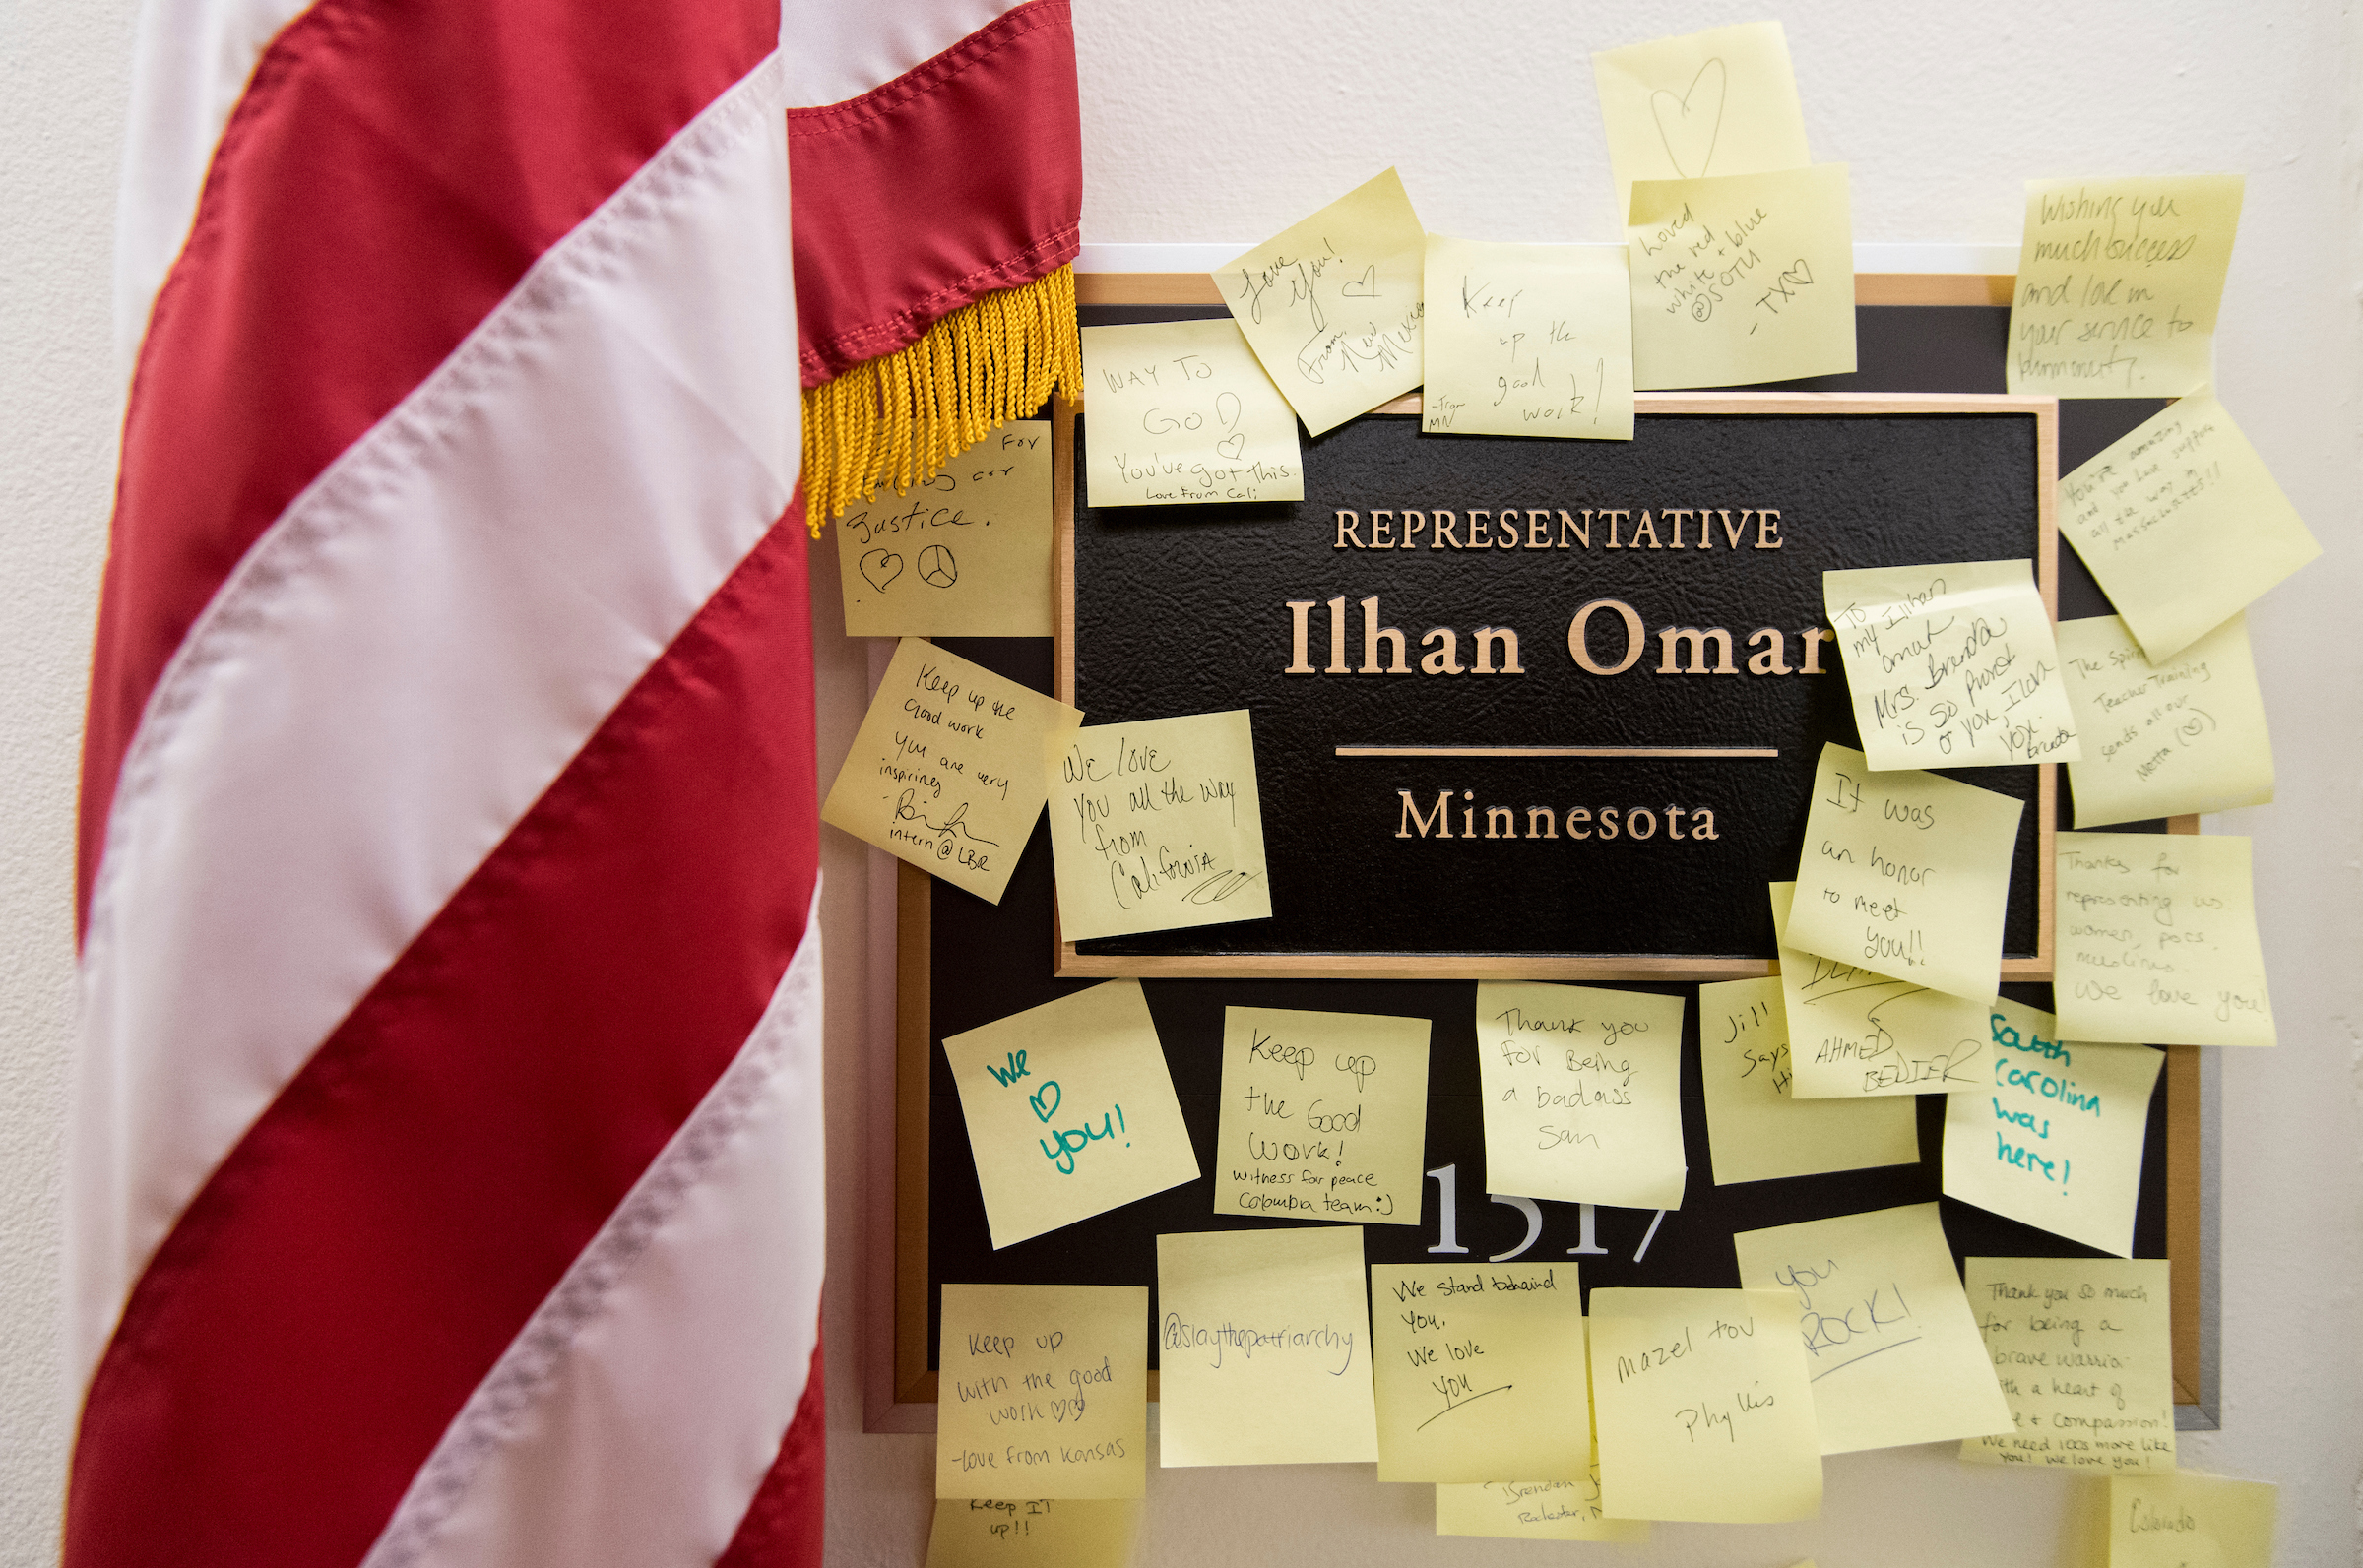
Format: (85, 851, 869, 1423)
(1079, 319, 1302, 507)
(1156, 1226, 1379, 1467)
(1435, 1469, 1647, 1542)
(1945, 999, 2163, 1256)
(1698, 974, 1917, 1181)
(1420, 237, 1633, 440)
(941, 981, 1199, 1249)
(1825, 559, 2082, 770)
(1044, 710, 1271, 943)
(1959, 1257, 2176, 1472)
(821, 639, 1080, 904)
(2060, 614, 2273, 827)
(923, 1498, 1141, 1568)
(2008, 176, 2244, 399)
(1591, 21, 1812, 222)
(936, 1284, 1146, 1499)
(1734, 1203, 2013, 1454)
(1770, 881, 1993, 1097)
(1214, 1006, 1428, 1227)
(1628, 163, 1855, 389)
(1590, 1286, 1821, 1523)
(1215, 167, 1426, 436)
(1475, 982, 1687, 1210)
(835, 420, 1053, 636)
(1370, 1263, 1586, 1483)
(2055, 832, 2275, 1046)
(2059, 394, 2322, 662)
(2109, 1471, 2277, 1567)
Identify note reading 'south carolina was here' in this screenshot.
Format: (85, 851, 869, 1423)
(936, 1284, 1146, 1499)
(923, 1499, 1141, 1568)
(835, 421, 1053, 638)
(2054, 832, 2275, 1047)
(1079, 319, 1302, 508)
(1628, 163, 1855, 389)
(1475, 981, 1687, 1210)
(1420, 237, 1633, 441)
(1591, 20, 1812, 221)
(1771, 882, 1994, 1098)
(2060, 614, 2274, 826)
(1370, 1263, 1587, 1483)
(1215, 1006, 1428, 1226)
(1960, 1257, 2176, 1472)
(2109, 1471, 2278, 1567)
(1698, 974, 1918, 1182)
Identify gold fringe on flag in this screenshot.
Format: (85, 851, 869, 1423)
(801, 263, 1082, 535)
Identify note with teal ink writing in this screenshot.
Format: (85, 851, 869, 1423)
(1371, 1262, 1586, 1483)
(1421, 237, 1633, 440)
(1734, 1203, 2013, 1454)
(1079, 320, 1302, 508)
(1628, 164, 1855, 389)
(1591, 21, 1812, 223)
(2055, 832, 2275, 1046)
(1699, 973, 1918, 1180)
(1435, 1472, 1648, 1542)
(836, 421, 1053, 637)
(2059, 394, 2321, 662)
(1944, 999, 2162, 1256)
(1156, 1226, 1379, 1467)
(1214, 1007, 1428, 1226)
(1215, 168, 1426, 436)
(941, 981, 1199, 1249)
(822, 639, 1081, 905)
(936, 1285, 1146, 1499)
(2060, 614, 2273, 826)
(923, 1498, 1142, 1568)
(2109, 1471, 2276, 1567)
(1770, 881, 1994, 1098)
(1475, 981, 1687, 1209)
(1959, 1257, 2175, 1472)
(1824, 559, 2082, 769)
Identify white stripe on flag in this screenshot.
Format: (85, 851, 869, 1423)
(779, 0, 1029, 106)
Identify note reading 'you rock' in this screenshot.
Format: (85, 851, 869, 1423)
(1214, 1006, 1428, 1226)
(936, 1284, 1147, 1499)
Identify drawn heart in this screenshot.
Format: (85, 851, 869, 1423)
(859, 548, 904, 594)
(1216, 433, 1246, 460)
(1339, 264, 1379, 297)
(1782, 257, 1814, 286)
(1648, 56, 1727, 179)
(1029, 1081, 1062, 1123)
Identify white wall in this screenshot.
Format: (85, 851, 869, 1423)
(2, 3, 2354, 1567)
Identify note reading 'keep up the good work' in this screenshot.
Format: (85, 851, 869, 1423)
(1214, 1006, 1428, 1226)
(1420, 237, 1634, 440)
(1079, 319, 1302, 508)
(935, 1284, 1146, 1499)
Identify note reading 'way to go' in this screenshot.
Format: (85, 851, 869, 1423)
(936, 1284, 1146, 1499)
(2109, 1471, 2278, 1568)
(821, 639, 1080, 905)
(1944, 999, 2163, 1257)
(1215, 1007, 1428, 1226)
(1079, 319, 1302, 508)
(1216, 167, 1426, 436)
(940, 981, 1199, 1249)
(1771, 882, 1994, 1098)
(835, 421, 1053, 637)
(1698, 974, 1918, 1182)
(1960, 1256, 2176, 1472)
(1435, 1469, 1647, 1543)
(1420, 237, 1633, 441)
(2055, 832, 2275, 1046)
(923, 1498, 1141, 1568)
(1591, 21, 1812, 222)
(1370, 1263, 1587, 1483)
(1824, 559, 2081, 770)
(1475, 982, 1687, 1210)
(1734, 1203, 2012, 1454)
(2059, 613, 2274, 827)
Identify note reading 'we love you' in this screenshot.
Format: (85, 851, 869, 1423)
(1770, 882, 1994, 1098)
(1420, 237, 1634, 441)
(834, 420, 1053, 638)
(1369, 1263, 1588, 1483)
(936, 1284, 1146, 1499)
(1079, 319, 1302, 508)
(2054, 832, 2275, 1046)
(1474, 981, 1687, 1210)
(1214, 1006, 1428, 1226)
(1959, 1256, 2176, 1472)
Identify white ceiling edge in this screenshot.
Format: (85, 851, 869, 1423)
(1077, 241, 2021, 274)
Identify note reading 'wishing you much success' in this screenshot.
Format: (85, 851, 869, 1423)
(1475, 982, 1687, 1210)
(936, 1284, 1146, 1499)
(2054, 832, 2275, 1047)
(2059, 613, 2274, 826)
(1959, 1256, 2176, 1472)
(1697, 974, 1918, 1181)
(1770, 882, 1994, 1098)
(1628, 163, 1855, 389)
(1079, 319, 1302, 508)
(1591, 20, 1812, 220)
(1370, 1263, 1588, 1483)
(1420, 237, 1633, 440)
(1215, 1007, 1429, 1226)
(835, 420, 1052, 637)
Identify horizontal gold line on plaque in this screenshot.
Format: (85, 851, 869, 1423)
(1335, 745, 1780, 759)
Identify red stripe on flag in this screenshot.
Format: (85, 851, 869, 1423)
(717, 1335, 828, 1567)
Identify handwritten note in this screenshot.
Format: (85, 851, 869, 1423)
(1420, 237, 1633, 440)
(1629, 164, 1855, 389)
(1735, 1203, 2013, 1453)
(1435, 1471, 1648, 1542)
(1590, 21, 1812, 221)
(1370, 1263, 1586, 1482)
(1215, 168, 1426, 436)
(936, 1285, 1146, 1499)
(835, 421, 1053, 636)
(821, 639, 1081, 904)
(1079, 319, 1302, 508)
(940, 981, 1199, 1249)
(2060, 614, 2274, 827)
(2055, 832, 2275, 1046)
(1771, 882, 1994, 1098)
(1825, 559, 2082, 769)
(2108, 1471, 2277, 1566)
(1960, 1257, 2175, 1472)
(923, 1499, 1141, 1568)
(1945, 999, 2163, 1256)
(1155, 1226, 1379, 1468)
(1475, 981, 1687, 1209)
(2008, 176, 2244, 398)
(1590, 1286, 1821, 1523)
(2059, 394, 2322, 662)
(1699, 974, 1918, 1181)
(1043, 710, 1271, 943)
(1215, 1006, 1428, 1226)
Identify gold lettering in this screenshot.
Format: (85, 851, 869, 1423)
(1665, 508, 1692, 547)
(1420, 627, 1464, 675)
(1359, 596, 1410, 674)
(1485, 806, 1516, 839)
(1369, 508, 1394, 547)
(1716, 510, 1749, 548)
(1401, 509, 1426, 548)
(1397, 789, 1454, 839)
(1284, 600, 1317, 674)
(1599, 807, 1622, 840)
(1602, 508, 1628, 547)
(1629, 510, 1662, 548)
(1473, 626, 1523, 674)
(1691, 807, 1720, 840)
(1334, 509, 1362, 548)
(1432, 509, 1460, 548)
(1657, 625, 1737, 674)
(1324, 596, 1350, 674)
(1801, 626, 1829, 673)
(1559, 509, 1591, 548)
(1568, 599, 1645, 676)
(1756, 509, 1783, 548)
(1746, 627, 1791, 675)
(1467, 509, 1492, 547)
(1627, 807, 1658, 840)
(1566, 807, 1592, 840)
(1526, 509, 1552, 548)
(1526, 806, 1559, 839)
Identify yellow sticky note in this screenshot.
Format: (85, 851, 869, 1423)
(1771, 882, 1994, 1097)
(1735, 1202, 2013, 1454)
(1079, 320, 1303, 508)
(2109, 1472, 2277, 1567)
(836, 421, 1053, 637)
(1959, 1257, 2176, 1472)
(1944, 1000, 2163, 1256)
(2060, 614, 2274, 827)
(1044, 711, 1271, 943)
(1629, 164, 1855, 389)
(1214, 168, 1426, 436)
(1699, 974, 1918, 1182)
(2055, 832, 2275, 1046)
(1590, 21, 1812, 221)
(1590, 1286, 1821, 1522)
(2059, 395, 2322, 662)
(1435, 1471, 1649, 1542)
(1475, 982, 1687, 1209)
(923, 1498, 1141, 1568)
(1156, 1226, 1379, 1467)
(1420, 236, 1634, 440)
(1786, 743, 2024, 1004)
(822, 639, 1081, 904)
(941, 981, 1199, 1249)
(2008, 177, 2244, 399)
(1214, 1007, 1428, 1226)
(1371, 1262, 1585, 1483)
(937, 1285, 1146, 1499)
(1824, 560, 2083, 769)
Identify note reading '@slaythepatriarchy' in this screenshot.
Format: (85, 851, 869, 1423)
(2059, 613, 2275, 827)
(835, 420, 1053, 637)
(936, 1284, 1146, 1499)
(1420, 236, 1634, 441)
(1628, 164, 1856, 389)
(1079, 319, 1302, 508)
(1959, 1257, 2176, 1472)
(1213, 1006, 1429, 1226)
(2054, 832, 2275, 1047)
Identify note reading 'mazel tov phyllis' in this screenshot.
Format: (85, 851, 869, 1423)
(1960, 1256, 2176, 1472)
(1421, 237, 1634, 440)
(1628, 163, 1855, 389)
(1475, 982, 1687, 1210)
(835, 420, 1053, 637)
(1079, 319, 1302, 508)
(2054, 832, 2275, 1046)
(936, 1284, 1146, 1499)
(2059, 614, 2274, 826)
(1215, 1006, 1428, 1226)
